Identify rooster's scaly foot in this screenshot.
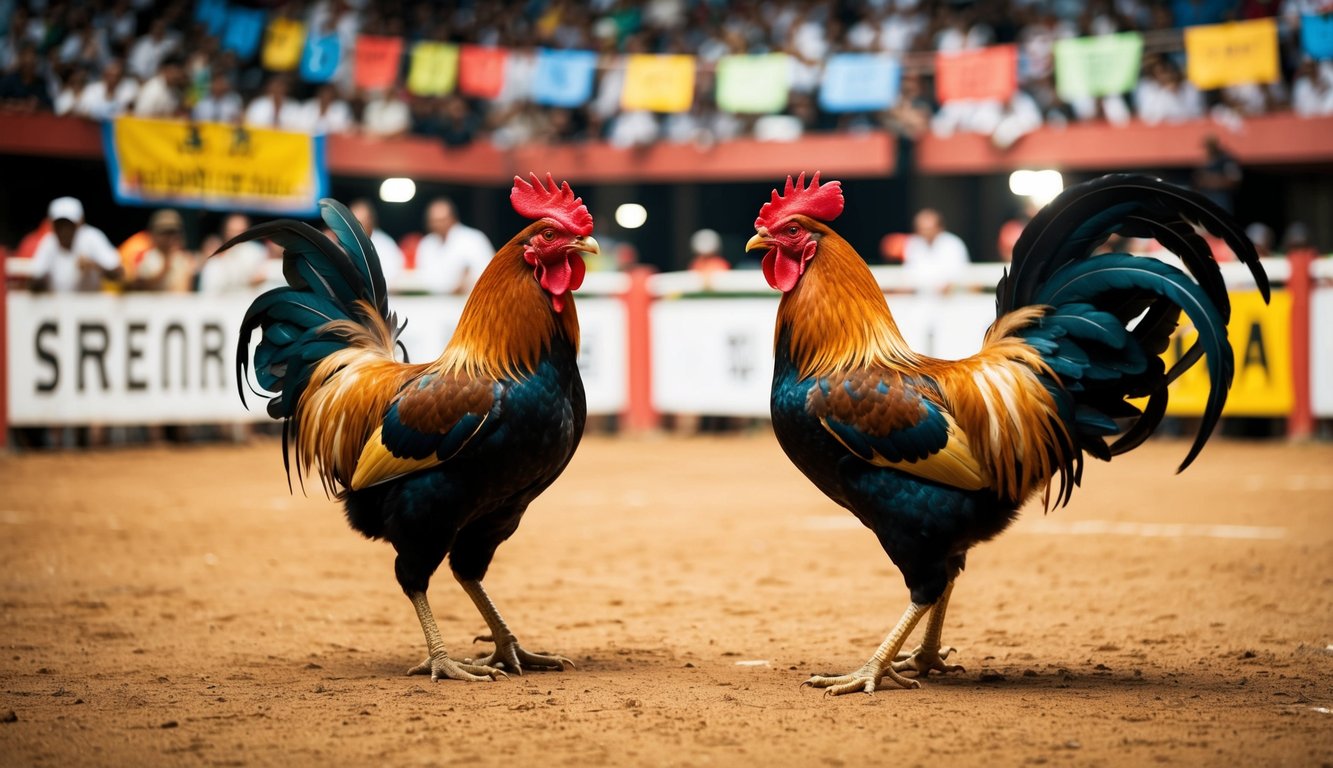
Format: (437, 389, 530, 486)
(470, 633, 573, 674)
(803, 662, 921, 696)
(892, 644, 964, 677)
(406, 652, 507, 682)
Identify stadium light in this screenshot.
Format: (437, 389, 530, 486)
(380, 177, 416, 203)
(615, 203, 647, 229)
(1008, 170, 1064, 205)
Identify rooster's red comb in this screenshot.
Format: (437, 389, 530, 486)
(510, 173, 594, 237)
(754, 172, 844, 230)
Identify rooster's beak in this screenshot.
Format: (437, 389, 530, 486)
(746, 232, 772, 253)
(577, 235, 601, 257)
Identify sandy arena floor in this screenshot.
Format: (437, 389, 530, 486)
(1, 433, 1331, 767)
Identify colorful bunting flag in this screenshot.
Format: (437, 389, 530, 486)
(715, 54, 790, 114)
(354, 35, 404, 92)
(531, 48, 598, 108)
(407, 42, 460, 96)
(221, 6, 266, 61)
(621, 54, 696, 113)
(1184, 18, 1279, 89)
(1053, 33, 1143, 100)
(1301, 14, 1333, 61)
(459, 45, 508, 99)
(195, 0, 228, 38)
(819, 53, 900, 113)
(262, 17, 306, 72)
(934, 44, 1017, 103)
(300, 30, 340, 84)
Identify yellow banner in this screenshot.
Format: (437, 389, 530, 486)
(1185, 18, 1279, 89)
(262, 18, 306, 72)
(104, 117, 327, 216)
(1156, 290, 1291, 416)
(407, 42, 459, 97)
(621, 54, 696, 113)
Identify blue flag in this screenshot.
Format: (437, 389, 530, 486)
(300, 30, 341, 83)
(221, 6, 266, 61)
(819, 54, 900, 113)
(1302, 14, 1333, 60)
(195, 0, 228, 38)
(531, 49, 598, 108)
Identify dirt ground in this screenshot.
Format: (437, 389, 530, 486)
(1, 433, 1331, 767)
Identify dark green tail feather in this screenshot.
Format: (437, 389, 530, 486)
(1000, 174, 1269, 489)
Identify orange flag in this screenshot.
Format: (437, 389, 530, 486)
(934, 45, 1017, 103)
(459, 45, 507, 99)
(354, 35, 403, 91)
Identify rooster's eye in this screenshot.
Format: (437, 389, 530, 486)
(787, 225, 800, 236)
(542, 229, 556, 241)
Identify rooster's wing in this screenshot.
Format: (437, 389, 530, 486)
(810, 370, 987, 491)
(350, 370, 505, 490)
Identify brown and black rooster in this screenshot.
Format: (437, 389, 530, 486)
(227, 174, 598, 682)
(749, 172, 1268, 695)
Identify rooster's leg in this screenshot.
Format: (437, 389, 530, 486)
(405, 591, 506, 682)
(458, 578, 573, 674)
(892, 580, 965, 677)
(804, 601, 928, 696)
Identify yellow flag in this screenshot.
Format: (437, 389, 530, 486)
(262, 18, 306, 72)
(620, 54, 695, 113)
(1184, 18, 1279, 89)
(407, 42, 460, 97)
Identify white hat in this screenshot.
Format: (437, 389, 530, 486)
(48, 196, 84, 223)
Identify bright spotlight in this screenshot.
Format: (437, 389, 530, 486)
(380, 177, 416, 203)
(615, 203, 647, 229)
(1008, 170, 1063, 205)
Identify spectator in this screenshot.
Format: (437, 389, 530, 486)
(349, 198, 405, 288)
(1194, 135, 1242, 213)
(362, 85, 412, 138)
(245, 74, 305, 131)
(1292, 59, 1333, 117)
(30, 196, 124, 293)
(433, 94, 483, 147)
(76, 57, 139, 120)
(902, 208, 971, 294)
(302, 83, 354, 135)
(0, 43, 52, 113)
(53, 67, 89, 116)
(132, 209, 200, 292)
(193, 71, 243, 124)
(1136, 56, 1204, 125)
(127, 17, 180, 81)
(413, 197, 496, 294)
(199, 213, 269, 293)
(133, 55, 186, 118)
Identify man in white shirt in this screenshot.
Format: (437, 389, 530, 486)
(133, 56, 185, 118)
(76, 57, 139, 120)
(350, 199, 405, 289)
(244, 74, 305, 131)
(413, 198, 496, 294)
(30, 197, 124, 293)
(902, 208, 970, 295)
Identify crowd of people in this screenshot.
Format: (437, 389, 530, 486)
(1, 0, 1331, 150)
(19, 193, 501, 296)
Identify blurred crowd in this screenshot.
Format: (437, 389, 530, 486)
(1, 0, 1331, 150)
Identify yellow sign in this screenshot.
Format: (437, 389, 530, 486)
(407, 42, 460, 97)
(1158, 290, 1290, 416)
(104, 117, 327, 215)
(621, 54, 696, 113)
(262, 18, 306, 72)
(1184, 18, 1279, 89)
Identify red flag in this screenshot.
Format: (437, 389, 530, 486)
(935, 45, 1017, 103)
(354, 35, 403, 91)
(459, 45, 507, 99)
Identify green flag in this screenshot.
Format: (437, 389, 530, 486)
(715, 54, 790, 114)
(1054, 33, 1143, 101)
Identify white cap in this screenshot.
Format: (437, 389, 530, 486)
(48, 196, 84, 223)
